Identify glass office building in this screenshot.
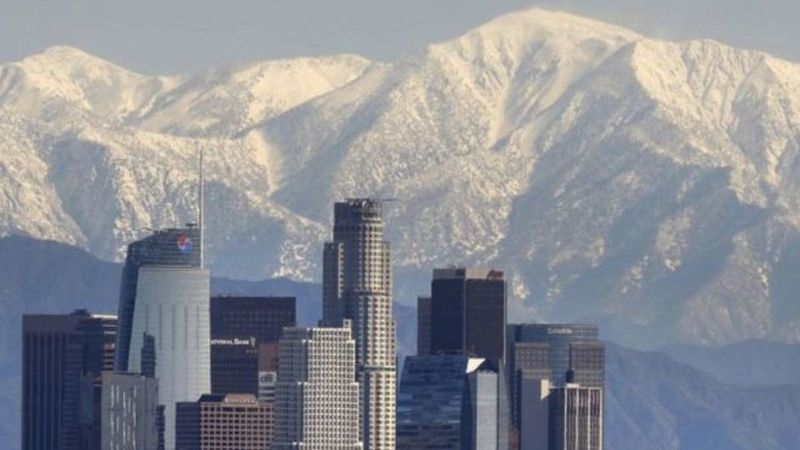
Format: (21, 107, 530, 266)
(127, 266, 210, 450)
(397, 355, 509, 450)
(22, 311, 117, 450)
(508, 324, 605, 450)
(425, 268, 507, 363)
(114, 227, 201, 372)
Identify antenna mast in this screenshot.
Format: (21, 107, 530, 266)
(199, 148, 205, 268)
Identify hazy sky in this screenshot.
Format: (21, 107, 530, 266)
(1, 0, 797, 74)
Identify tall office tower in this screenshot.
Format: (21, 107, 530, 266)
(127, 266, 211, 450)
(209, 296, 296, 397)
(209, 336, 259, 395)
(115, 227, 201, 371)
(175, 394, 272, 450)
(507, 324, 603, 389)
(22, 310, 117, 450)
(274, 324, 362, 450)
(508, 324, 604, 450)
(424, 268, 507, 362)
(396, 355, 509, 450)
(416, 296, 431, 356)
(321, 199, 396, 450)
(520, 380, 603, 450)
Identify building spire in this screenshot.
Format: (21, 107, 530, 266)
(199, 148, 205, 268)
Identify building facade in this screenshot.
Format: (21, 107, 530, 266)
(416, 296, 431, 356)
(99, 372, 160, 450)
(210, 296, 295, 343)
(425, 268, 507, 362)
(397, 355, 509, 450)
(508, 324, 605, 450)
(22, 311, 117, 450)
(507, 324, 603, 389)
(520, 380, 603, 450)
(115, 227, 201, 372)
(126, 266, 211, 450)
(258, 343, 280, 403)
(322, 199, 396, 450)
(210, 336, 259, 396)
(175, 394, 272, 450)
(209, 296, 295, 398)
(274, 324, 362, 450)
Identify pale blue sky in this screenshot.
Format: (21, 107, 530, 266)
(1, 0, 797, 73)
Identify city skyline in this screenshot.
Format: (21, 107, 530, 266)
(6, 1, 800, 447)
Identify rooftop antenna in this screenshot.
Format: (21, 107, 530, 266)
(198, 148, 205, 268)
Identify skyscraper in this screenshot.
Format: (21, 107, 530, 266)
(507, 324, 605, 450)
(210, 296, 296, 342)
(175, 394, 272, 450)
(126, 266, 211, 450)
(322, 199, 396, 450)
(114, 227, 201, 372)
(274, 323, 362, 449)
(520, 380, 603, 450)
(209, 337, 259, 396)
(396, 355, 509, 450)
(425, 268, 506, 362)
(209, 296, 296, 397)
(506, 324, 603, 390)
(22, 310, 117, 450)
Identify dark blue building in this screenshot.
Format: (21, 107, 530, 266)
(397, 355, 509, 450)
(22, 310, 116, 450)
(424, 268, 507, 363)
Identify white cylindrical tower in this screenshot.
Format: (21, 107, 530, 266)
(128, 265, 211, 450)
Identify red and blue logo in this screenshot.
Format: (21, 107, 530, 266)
(176, 234, 193, 254)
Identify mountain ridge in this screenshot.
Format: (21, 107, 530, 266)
(1, 7, 799, 346)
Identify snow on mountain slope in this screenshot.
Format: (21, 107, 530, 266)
(1, 8, 800, 346)
(135, 55, 372, 136)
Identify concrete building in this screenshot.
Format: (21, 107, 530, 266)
(175, 394, 272, 450)
(396, 355, 509, 450)
(22, 310, 116, 450)
(520, 380, 603, 450)
(98, 372, 160, 450)
(322, 199, 396, 450)
(425, 268, 507, 362)
(127, 266, 211, 450)
(274, 323, 362, 450)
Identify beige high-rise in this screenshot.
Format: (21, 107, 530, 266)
(323, 199, 396, 450)
(274, 324, 362, 449)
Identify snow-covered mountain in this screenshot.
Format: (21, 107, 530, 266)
(2, 8, 800, 347)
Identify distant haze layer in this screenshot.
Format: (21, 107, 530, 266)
(0, 0, 799, 73)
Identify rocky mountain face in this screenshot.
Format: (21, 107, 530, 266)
(1, 9, 800, 346)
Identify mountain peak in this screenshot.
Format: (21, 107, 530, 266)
(19, 45, 126, 71)
(467, 7, 641, 44)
